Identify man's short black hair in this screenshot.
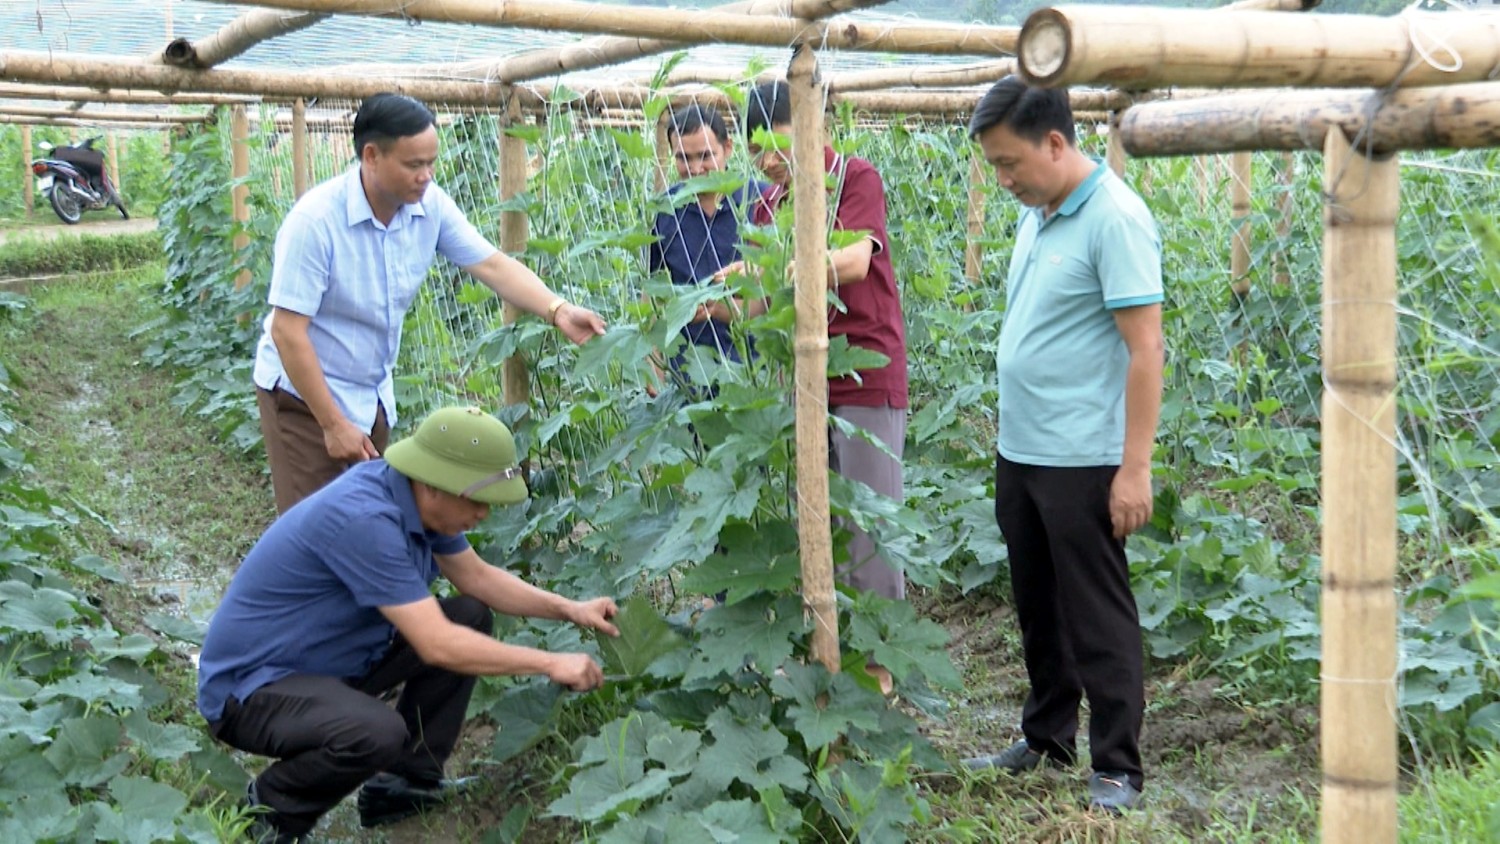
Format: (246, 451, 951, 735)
(742, 81, 791, 142)
(352, 93, 436, 157)
(667, 103, 730, 144)
(968, 76, 1075, 146)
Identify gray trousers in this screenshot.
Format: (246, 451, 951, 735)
(829, 404, 907, 601)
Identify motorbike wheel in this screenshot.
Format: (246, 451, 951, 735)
(49, 187, 83, 225)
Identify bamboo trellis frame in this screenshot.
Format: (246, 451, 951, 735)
(0, 83, 258, 106)
(158, 10, 327, 69)
(1017, 5, 1500, 90)
(204, 0, 1019, 57)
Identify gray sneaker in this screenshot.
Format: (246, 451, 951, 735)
(1088, 771, 1142, 813)
(961, 740, 1066, 773)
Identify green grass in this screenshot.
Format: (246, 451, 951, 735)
(1400, 749, 1500, 843)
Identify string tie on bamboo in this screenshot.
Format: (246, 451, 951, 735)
(1400, 2, 1464, 76)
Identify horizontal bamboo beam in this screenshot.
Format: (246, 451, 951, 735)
(1223, 0, 1320, 9)
(0, 50, 510, 106)
(1018, 5, 1500, 89)
(827, 60, 1017, 93)
(0, 115, 180, 130)
(358, 0, 894, 83)
(160, 10, 328, 68)
(202, 0, 1017, 57)
(0, 105, 208, 123)
(1119, 81, 1500, 156)
(0, 83, 259, 105)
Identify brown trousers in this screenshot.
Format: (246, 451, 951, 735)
(256, 387, 390, 514)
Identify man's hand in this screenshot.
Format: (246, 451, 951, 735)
(1109, 464, 1154, 539)
(555, 303, 607, 345)
(567, 597, 620, 637)
(711, 261, 746, 284)
(323, 417, 378, 463)
(547, 652, 605, 691)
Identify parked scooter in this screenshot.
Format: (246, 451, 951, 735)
(30, 137, 129, 225)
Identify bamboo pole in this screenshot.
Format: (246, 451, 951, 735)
(0, 115, 185, 131)
(337, 0, 894, 84)
(1105, 112, 1126, 178)
(292, 98, 309, 198)
(827, 60, 1017, 93)
(20, 124, 33, 216)
(1017, 5, 1500, 90)
(1229, 151, 1251, 297)
(159, 10, 327, 68)
(964, 152, 985, 286)
(499, 93, 532, 412)
(202, 0, 1017, 57)
(1274, 151, 1293, 287)
(1224, 0, 1320, 8)
(231, 105, 252, 290)
(1320, 126, 1398, 844)
(0, 83, 258, 106)
(0, 50, 510, 106)
(1119, 82, 1500, 156)
(107, 131, 121, 198)
(787, 44, 838, 675)
(0, 104, 208, 124)
(653, 117, 670, 195)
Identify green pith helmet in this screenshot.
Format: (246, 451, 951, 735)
(384, 406, 526, 506)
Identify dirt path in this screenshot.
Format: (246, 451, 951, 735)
(0, 215, 156, 245)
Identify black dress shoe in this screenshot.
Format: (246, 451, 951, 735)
(356, 772, 480, 828)
(245, 779, 303, 843)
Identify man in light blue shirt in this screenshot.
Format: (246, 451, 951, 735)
(254, 93, 607, 513)
(962, 77, 1164, 814)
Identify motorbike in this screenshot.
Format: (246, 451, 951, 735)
(29, 137, 129, 225)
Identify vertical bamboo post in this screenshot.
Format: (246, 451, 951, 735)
(1275, 151, 1294, 287)
(107, 131, 121, 198)
(231, 104, 251, 290)
(653, 114, 670, 195)
(788, 44, 839, 674)
(292, 98, 309, 198)
(1230, 150, 1252, 297)
(964, 151, 985, 286)
(499, 91, 532, 411)
(1105, 112, 1126, 178)
(1319, 128, 1398, 844)
(21, 125, 33, 216)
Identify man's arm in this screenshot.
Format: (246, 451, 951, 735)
(437, 547, 619, 635)
(268, 308, 377, 462)
(379, 596, 605, 690)
(1109, 303, 1165, 538)
(462, 251, 607, 345)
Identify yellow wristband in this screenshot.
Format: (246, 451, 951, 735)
(546, 298, 567, 325)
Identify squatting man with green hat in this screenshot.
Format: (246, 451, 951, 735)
(196, 406, 619, 842)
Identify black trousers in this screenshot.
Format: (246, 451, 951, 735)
(994, 455, 1145, 790)
(209, 595, 492, 835)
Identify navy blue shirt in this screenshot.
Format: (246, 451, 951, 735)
(196, 461, 469, 722)
(649, 182, 766, 362)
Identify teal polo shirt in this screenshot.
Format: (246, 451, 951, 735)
(995, 162, 1162, 467)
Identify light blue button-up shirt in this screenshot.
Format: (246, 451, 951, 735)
(252, 166, 497, 431)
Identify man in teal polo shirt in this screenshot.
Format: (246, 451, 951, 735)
(962, 76, 1164, 814)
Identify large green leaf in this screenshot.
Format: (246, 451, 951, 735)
(42, 716, 130, 787)
(0, 789, 79, 842)
(680, 521, 800, 604)
(597, 597, 688, 679)
(486, 681, 564, 763)
(846, 599, 962, 690)
(0, 585, 80, 642)
(685, 594, 805, 683)
(122, 710, 200, 762)
(692, 706, 806, 794)
(93, 776, 189, 844)
(769, 663, 882, 751)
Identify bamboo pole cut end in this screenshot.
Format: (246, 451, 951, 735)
(1017, 9, 1070, 87)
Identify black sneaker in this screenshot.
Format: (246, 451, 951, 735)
(1087, 770, 1143, 813)
(356, 773, 480, 828)
(961, 740, 1069, 773)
